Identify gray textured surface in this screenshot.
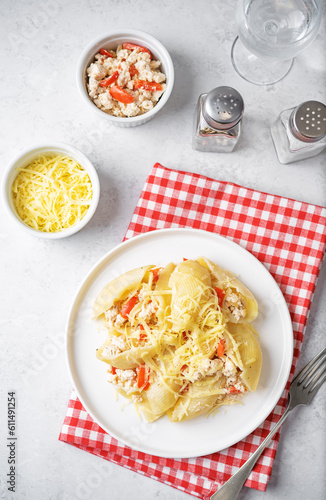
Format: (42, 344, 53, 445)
(0, 1, 325, 499)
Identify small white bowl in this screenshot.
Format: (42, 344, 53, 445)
(2, 142, 100, 239)
(77, 29, 174, 127)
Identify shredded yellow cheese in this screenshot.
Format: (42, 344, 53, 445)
(95, 260, 262, 422)
(11, 154, 93, 232)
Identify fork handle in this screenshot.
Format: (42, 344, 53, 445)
(210, 407, 291, 500)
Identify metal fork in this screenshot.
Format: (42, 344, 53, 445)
(210, 346, 326, 500)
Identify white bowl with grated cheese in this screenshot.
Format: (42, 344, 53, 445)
(2, 142, 100, 239)
(77, 29, 174, 127)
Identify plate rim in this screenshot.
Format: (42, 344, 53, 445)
(65, 227, 294, 457)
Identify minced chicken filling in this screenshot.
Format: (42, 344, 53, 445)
(86, 44, 167, 117)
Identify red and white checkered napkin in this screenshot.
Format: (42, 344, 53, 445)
(59, 163, 326, 498)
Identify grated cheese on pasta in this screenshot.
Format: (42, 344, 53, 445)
(94, 259, 262, 423)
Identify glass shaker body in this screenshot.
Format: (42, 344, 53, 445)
(271, 102, 326, 164)
(193, 94, 242, 153)
(193, 87, 244, 153)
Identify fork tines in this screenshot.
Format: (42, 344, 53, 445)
(295, 347, 326, 394)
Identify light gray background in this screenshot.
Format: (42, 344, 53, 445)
(0, 1, 325, 499)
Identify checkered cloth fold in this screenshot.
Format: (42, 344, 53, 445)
(59, 163, 326, 498)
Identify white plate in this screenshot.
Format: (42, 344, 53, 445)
(66, 228, 293, 458)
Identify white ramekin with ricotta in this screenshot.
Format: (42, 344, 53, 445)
(77, 30, 174, 127)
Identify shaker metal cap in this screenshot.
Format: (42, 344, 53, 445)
(203, 86, 244, 130)
(291, 101, 326, 142)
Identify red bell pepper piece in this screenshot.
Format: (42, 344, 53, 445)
(122, 42, 152, 59)
(99, 71, 119, 87)
(111, 366, 116, 374)
(217, 338, 225, 358)
(139, 325, 147, 342)
(120, 295, 138, 319)
(133, 79, 163, 91)
(109, 85, 135, 104)
(215, 286, 226, 307)
(228, 386, 241, 394)
(129, 64, 139, 77)
(137, 365, 150, 390)
(150, 267, 163, 283)
(100, 48, 113, 58)
(182, 331, 189, 342)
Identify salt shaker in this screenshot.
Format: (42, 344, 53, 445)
(271, 101, 326, 164)
(193, 86, 244, 153)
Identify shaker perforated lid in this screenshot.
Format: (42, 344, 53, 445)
(291, 101, 326, 142)
(203, 86, 244, 130)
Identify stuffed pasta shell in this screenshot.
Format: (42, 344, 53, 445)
(197, 257, 258, 323)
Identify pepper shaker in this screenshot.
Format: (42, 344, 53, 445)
(271, 101, 326, 164)
(193, 86, 244, 153)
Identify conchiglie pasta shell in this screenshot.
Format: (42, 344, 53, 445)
(136, 400, 161, 423)
(136, 378, 180, 422)
(168, 376, 226, 422)
(146, 378, 180, 417)
(169, 260, 212, 330)
(197, 257, 258, 323)
(156, 262, 176, 291)
(115, 388, 164, 423)
(152, 262, 175, 322)
(226, 323, 262, 392)
(170, 260, 212, 289)
(96, 344, 157, 370)
(92, 265, 154, 319)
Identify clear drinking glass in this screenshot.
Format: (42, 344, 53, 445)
(231, 0, 322, 85)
